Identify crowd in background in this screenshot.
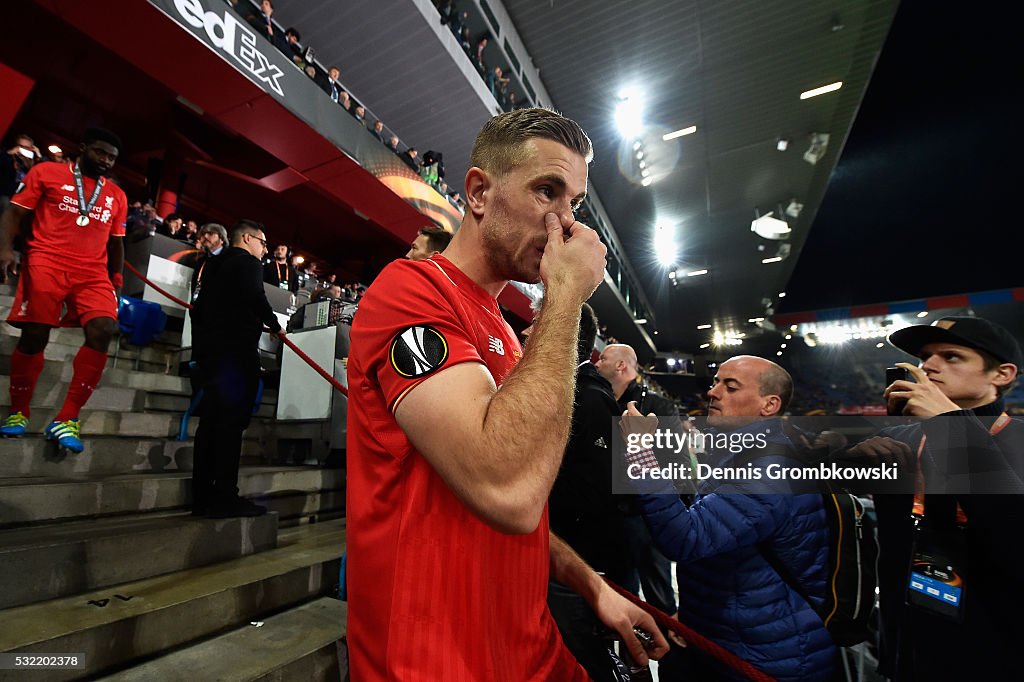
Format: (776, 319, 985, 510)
(233, 0, 466, 213)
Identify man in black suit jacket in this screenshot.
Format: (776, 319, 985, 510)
(189, 219, 284, 517)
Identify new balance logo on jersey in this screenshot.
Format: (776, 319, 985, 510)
(594, 436, 608, 449)
(61, 184, 75, 192)
(488, 336, 505, 355)
(172, 0, 285, 96)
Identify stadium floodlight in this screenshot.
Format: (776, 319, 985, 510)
(751, 212, 791, 240)
(615, 88, 645, 138)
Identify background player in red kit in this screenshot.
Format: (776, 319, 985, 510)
(0, 128, 127, 453)
(346, 108, 669, 680)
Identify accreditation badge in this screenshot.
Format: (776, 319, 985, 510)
(906, 519, 967, 622)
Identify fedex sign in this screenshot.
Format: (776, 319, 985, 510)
(172, 0, 285, 96)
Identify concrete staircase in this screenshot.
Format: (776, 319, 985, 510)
(0, 281, 347, 680)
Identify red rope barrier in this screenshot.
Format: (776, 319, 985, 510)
(604, 579, 777, 682)
(123, 261, 348, 396)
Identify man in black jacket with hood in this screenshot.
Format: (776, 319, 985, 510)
(190, 219, 285, 517)
(844, 316, 1023, 680)
(595, 343, 681, 620)
(548, 304, 639, 681)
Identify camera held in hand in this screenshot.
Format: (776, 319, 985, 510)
(885, 366, 912, 416)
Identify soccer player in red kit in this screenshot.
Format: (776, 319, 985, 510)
(0, 128, 127, 453)
(346, 109, 669, 680)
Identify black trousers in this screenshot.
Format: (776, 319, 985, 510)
(191, 354, 258, 505)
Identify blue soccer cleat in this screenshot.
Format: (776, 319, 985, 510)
(0, 412, 29, 437)
(44, 418, 84, 453)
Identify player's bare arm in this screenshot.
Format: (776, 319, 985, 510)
(0, 203, 29, 280)
(396, 213, 606, 534)
(549, 532, 671, 664)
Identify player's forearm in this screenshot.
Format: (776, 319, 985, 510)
(549, 532, 604, 603)
(106, 237, 124, 277)
(475, 292, 580, 522)
(0, 206, 22, 252)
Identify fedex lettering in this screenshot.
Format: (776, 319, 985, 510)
(173, 0, 285, 96)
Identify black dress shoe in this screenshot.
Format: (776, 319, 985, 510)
(205, 496, 268, 518)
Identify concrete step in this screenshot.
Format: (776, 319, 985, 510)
(0, 359, 190, 394)
(145, 389, 277, 418)
(0, 375, 140, 412)
(0, 466, 344, 526)
(0, 433, 265, 478)
(0, 316, 183, 348)
(0, 511, 279, 610)
(0, 521, 344, 680)
(0, 333, 179, 374)
(3, 407, 197, 439)
(97, 598, 346, 681)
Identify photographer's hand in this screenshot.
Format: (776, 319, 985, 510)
(884, 362, 960, 417)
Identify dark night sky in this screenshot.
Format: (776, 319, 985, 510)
(780, 0, 1021, 314)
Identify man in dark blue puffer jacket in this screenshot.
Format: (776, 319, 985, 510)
(623, 355, 835, 681)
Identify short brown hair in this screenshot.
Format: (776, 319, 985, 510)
(419, 225, 452, 254)
(470, 108, 593, 177)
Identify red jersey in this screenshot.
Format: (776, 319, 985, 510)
(11, 161, 127, 273)
(346, 255, 586, 681)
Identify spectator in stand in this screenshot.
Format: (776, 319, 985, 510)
(386, 134, 400, 153)
(281, 27, 304, 65)
(488, 66, 510, 102)
(189, 220, 284, 518)
(300, 261, 318, 285)
(508, 91, 520, 110)
(1, 134, 39, 210)
(312, 282, 342, 302)
(304, 64, 318, 81)
(450, 10, 469, 40)
(371, 120, 386, 143)
(190, 222, 228, 302)
(475, 36, 488, 72)
(245, 0, 285, 51)
(449, 191, 465, 212)
(401, 147, 420, 172)
(438, 0, 455, 27)
(263, 243, 299, 293)
(323, 66, 343, 104)
(353, 105, 367, 128)
(158, 212, 185, 239)
(183, 219, 199, 244)
(141, 202, 160, 234)
(405, 225, 452, 261)
(0, 128, 128, 453)
(460, 25, 472, 54)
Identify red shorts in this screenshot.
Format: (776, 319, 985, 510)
(7, 264, 117, 328)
